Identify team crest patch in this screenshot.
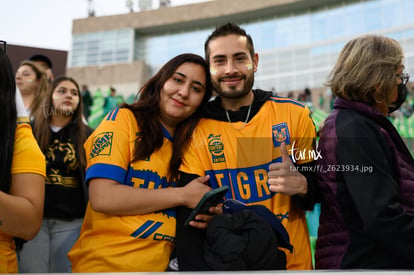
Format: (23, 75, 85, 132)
(272, 123, 290, 147)
(208, 134, 225, 163)
(89, 132, 113, 159)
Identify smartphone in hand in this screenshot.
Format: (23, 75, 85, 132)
(184, 186, 229, 227)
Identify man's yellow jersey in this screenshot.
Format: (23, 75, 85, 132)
(0, 122, 45, 273)
(68, 108, 176, 272)
(180, 95, 316, 270)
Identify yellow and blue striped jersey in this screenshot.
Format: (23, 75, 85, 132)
(68, 108, 176, 272)
(180, 95, 316, 270)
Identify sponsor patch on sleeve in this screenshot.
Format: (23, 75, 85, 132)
(89, 132, 113, 159)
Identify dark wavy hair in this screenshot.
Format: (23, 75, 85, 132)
(0, 48, 17, 193)
(123, 53, 212, 182)
(32, 76, 88, 168)
(204, 22, 255, 63)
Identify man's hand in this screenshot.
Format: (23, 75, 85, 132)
(188, 204, 223, 229)
(268, 142, 307, 196)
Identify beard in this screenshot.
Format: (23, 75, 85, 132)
(212, 72, 254, 99)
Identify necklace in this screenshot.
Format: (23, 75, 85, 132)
(225, 103, 252, 130)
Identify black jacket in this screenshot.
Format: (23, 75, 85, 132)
(204, 209, 286, 270)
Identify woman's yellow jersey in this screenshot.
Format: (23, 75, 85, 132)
(68, 108, 176, 272)
(0, 121, 45, 273)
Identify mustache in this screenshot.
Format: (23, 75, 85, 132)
(219, 75, 245, 81)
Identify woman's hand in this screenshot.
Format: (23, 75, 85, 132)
(182, 175, 212, 209)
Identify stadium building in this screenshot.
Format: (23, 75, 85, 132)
(67, 0, 414, 107)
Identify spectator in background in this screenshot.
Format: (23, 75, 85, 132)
(287, 91, 295, 99)
(316, 34, 414, 269)
(298, 87, 311, 102)
(0, 42, 46, 273)
(81, 84, 93, 120)
(29, 54, 54, 83)
(15, 60, 49, 117)
(18, 76, 93, 273)
(103, 86, 119, 115)
(318, 94, 324, 109)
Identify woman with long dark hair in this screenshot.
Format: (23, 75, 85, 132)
(0, 44, 45, 273)
(18, 76, 93, 273)
(68, 53, 213, 272)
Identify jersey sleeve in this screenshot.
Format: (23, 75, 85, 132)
(84, 108, 137, 184)
(12, 122, 46, 177)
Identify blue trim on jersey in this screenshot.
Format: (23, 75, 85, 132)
(105, 107, 120, 121)
(140, 221, 163, 238)
(269, 96, 306, 108)
(205, 156, 282, 204)
(131, 220, 157, 237)
(155, 208, 176, 218)
(85, 163, 126, 185)
(161, 124, 173, 142)
(105, 110, 112, 120)
(125, 167, 172, 188)
(87, 164, 171, 188)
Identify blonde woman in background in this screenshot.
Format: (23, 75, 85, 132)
(15, 60, 48, 117)
(316, 34, 414, 269)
